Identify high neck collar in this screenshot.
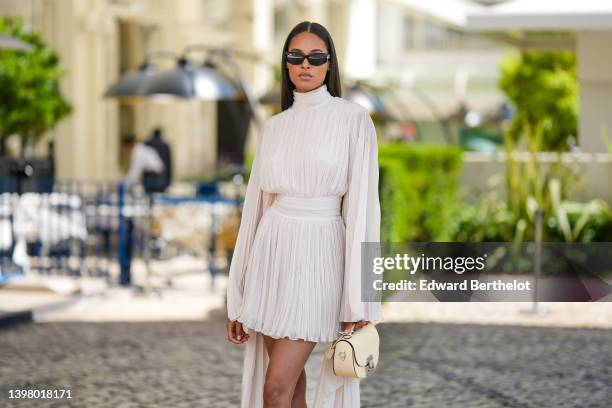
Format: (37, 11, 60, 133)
(291, 83, 332, 111)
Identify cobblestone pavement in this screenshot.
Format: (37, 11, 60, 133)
(1, 319, 610, 407)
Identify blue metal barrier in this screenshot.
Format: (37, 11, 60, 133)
(0, 177, 243, 289)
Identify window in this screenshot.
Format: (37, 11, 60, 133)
(403, 15, 415, 50)
(424, 21, 446, 49)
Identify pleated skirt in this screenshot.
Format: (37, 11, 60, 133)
(236, 194, 345, 343)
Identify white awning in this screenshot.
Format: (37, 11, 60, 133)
(397, 0, 485, 26)
(398, 0, 612, 31)
(465, 0, 612, 31)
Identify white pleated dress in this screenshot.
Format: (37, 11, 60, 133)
(226, 83, 384, 408)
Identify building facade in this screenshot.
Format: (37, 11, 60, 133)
(1, 0, 507, 180)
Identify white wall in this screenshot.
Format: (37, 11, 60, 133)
(344, 0, 376, 79)
(577, 31, 612, 153)
(460, 152, 612, 204)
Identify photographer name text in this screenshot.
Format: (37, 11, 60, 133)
(374, 279, 532, 291)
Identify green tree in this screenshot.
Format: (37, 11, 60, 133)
(0, 17, 71, 155)
(499, 49, 578, 152)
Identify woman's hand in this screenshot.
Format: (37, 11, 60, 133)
(340, 320, 370, 334)
(227, 319, 250, 344)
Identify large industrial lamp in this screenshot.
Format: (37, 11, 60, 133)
(104, 61, 155, 99)
(140, 57, 242, 101)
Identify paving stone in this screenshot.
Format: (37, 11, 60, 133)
(1, 320, 610, 407)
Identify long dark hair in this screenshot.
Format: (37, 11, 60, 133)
(280, 21, 342, 111)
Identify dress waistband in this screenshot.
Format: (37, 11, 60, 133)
(271, 194, 342, 221)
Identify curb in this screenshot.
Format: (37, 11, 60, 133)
(0, 310, 33, 329)
(0, 292, 97, 330)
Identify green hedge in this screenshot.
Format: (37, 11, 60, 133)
(379, 143, 463, 242)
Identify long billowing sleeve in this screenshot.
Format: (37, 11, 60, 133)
(312, 109, 384, 408)
(339, 109, 384, 324)
(226, 125, 275, 322)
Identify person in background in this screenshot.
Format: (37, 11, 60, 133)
(119, 133, 166, 287)
(122, 134, 165, 191)
(144, 127, 173, 193)
(142, 127, 173, 262)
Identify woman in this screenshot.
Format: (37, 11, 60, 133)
(226, 20, 383, 408)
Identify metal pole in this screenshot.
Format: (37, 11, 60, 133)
(216, 49, 263, 130)
(533, 207, 546, 314)
(182, 45, 265, 131)
(117, 182, 130, 286)
(142, 192, 162, 297)
(209, 199, 218, 291)
(522, 207, 547, 315)
(142, 193, 153, 295)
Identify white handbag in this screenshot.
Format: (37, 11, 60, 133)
(323, 323, 380, 378)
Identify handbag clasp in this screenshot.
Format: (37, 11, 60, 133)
(365, 354, 375, 372)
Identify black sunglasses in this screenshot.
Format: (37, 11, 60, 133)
(285, 51, 330, 66)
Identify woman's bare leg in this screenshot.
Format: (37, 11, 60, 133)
(261, 334, 315, 408)
(291, 368, 308, 408)
(262, 335, 308, 407)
